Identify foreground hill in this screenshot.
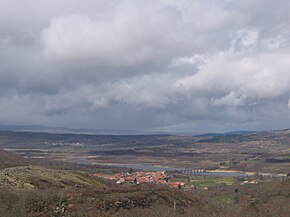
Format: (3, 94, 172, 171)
(0, 165, 105, 190)
(0, 165, 205, 217)
(0, 165, 289, 217)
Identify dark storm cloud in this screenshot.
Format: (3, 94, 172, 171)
(0, 0, 289, 132)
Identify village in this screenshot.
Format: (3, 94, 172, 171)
(92, 170, 197, 190)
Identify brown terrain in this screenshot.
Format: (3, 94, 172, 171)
(0, 129, 289, 174)
(0, 148, 26, 169)
(0, 130, 289, 216)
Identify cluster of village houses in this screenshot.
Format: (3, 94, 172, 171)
(92, 170, 263, 190)
(93, 171, 196, 189)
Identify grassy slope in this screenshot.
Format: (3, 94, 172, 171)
(0, 165, 205, 217)
(0, 165, 289, 217)
(0, 148, 26, 169)
(0, 165, 105, 190)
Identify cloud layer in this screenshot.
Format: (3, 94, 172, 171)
(0, 0, 290, 132)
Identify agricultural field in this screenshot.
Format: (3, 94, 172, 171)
(0, 129, 289, 174)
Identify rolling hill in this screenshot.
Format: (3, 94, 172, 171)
(0, 148, 26, 169)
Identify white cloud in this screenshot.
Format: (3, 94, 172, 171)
(40, 0, 240, 68)
(40, 3, 184, 67)
(230, 29, 259, 50)
(0, 0, 290, 131)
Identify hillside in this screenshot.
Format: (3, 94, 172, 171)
(0, 165, 289, 217)
(0, 165, 205, 217)
(0, 148, 26, 169)
(0, 165, 105, 190)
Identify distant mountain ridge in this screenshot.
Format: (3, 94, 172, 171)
(197, 131, 257, 137)
(0, 124, 164, 135)
(0, 124, 289, 136)
(196, 129, 290, 137)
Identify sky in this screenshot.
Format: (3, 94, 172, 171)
(0, 0, 290, 133)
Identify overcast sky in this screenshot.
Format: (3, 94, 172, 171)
(0, 0, 290, 133)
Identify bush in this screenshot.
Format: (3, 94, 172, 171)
(23, 189, 67, 213)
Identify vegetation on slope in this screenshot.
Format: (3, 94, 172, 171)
(0, 148, 26, 169)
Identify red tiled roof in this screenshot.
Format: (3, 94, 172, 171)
(92, 171, 196, 189)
